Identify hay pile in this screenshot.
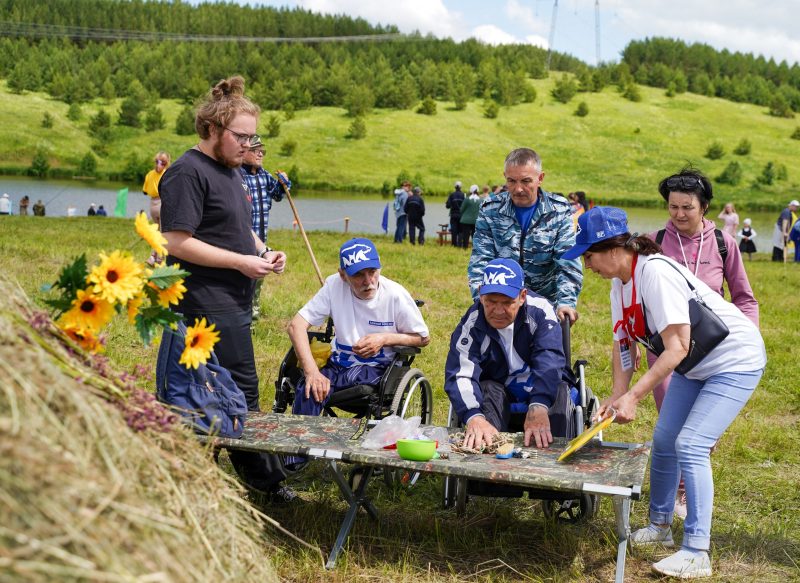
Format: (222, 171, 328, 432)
(0, 277, 278, 582)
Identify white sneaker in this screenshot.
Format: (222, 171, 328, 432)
(674, 489, 688, 520)
(652, 549, 712, 579)
(630, 524, 675, 547)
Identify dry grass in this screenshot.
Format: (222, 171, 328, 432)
(0, 277, 280, 582)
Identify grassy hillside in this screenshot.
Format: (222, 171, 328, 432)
(1, 76, 799, 209)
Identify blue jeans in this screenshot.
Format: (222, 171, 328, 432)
(649, 369, 763, 550)
(394, 215, 407, 242)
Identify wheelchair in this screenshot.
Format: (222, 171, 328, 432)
(272, 317, 434, 486)
(442, 318, 602, 523)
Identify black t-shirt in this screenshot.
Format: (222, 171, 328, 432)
(159, 148, 256, 314)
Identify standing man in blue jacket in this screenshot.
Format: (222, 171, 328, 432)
(468, 148, 582, 323)
(444, 258, 566, 450)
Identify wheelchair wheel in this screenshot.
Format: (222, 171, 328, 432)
(384, 368, 433, 488)
(389, 368, 433, 424)
(541, 493, 598, 523)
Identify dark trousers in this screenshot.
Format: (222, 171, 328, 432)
(478, 379, 574, 438)
(408, 214, 425, 245)
(184, 308, 286, 491)
(293, 362, 385, 416)
(449, 218, 461, 247)
(459, 223, 475, 248)
(394, 215, 407, 242)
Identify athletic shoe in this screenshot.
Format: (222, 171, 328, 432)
(630, 524, 675, 547)
(652, 549, 712, 579)
(674, 488, 688, 520)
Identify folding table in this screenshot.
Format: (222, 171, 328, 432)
(203, 412, 651, 583)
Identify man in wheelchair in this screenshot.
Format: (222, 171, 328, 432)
(444, 258, 567, 452)
(287, 237, 430, 418)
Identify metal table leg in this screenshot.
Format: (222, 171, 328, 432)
(325, 461, 379, 569)
(611, 495, 631, 583)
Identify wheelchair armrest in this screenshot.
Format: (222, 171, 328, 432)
(391, 346, 421, 356)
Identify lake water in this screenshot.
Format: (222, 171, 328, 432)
(0, 176, 781, 244)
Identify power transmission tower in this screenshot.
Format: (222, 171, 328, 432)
(595, 0, 601, 65)
(545, 0, 559, 72)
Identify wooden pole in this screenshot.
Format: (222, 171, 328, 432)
(276, 174, 325, 287)
(344, 217, 350, 233)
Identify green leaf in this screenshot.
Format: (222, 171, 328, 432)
(43, 254, 89, 316)
(147, 264, 190, 290)
(135, 306, 184, 345)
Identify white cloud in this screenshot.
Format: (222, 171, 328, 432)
(471, 24, 519, 46)
(505, 0, 538, 31)
(295, 0, 465, 39)
(524, 34, 549, 49)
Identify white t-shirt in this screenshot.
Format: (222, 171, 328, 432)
(610, 254, 766, 380)
(299, 273, 429, 367)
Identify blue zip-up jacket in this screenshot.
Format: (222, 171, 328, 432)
(468, 188, 583, 307)
(444, 294, 565, 425)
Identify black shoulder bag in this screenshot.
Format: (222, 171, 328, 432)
(641, 257, 730, 375)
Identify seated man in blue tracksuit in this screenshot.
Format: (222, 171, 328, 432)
(444, 258, 566, 451)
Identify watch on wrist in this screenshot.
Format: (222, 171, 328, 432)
(258, 247, 271, 258)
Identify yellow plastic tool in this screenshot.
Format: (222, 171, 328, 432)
(557, 411, 616, 462)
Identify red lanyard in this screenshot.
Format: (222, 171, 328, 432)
(614, 254, 646, 340)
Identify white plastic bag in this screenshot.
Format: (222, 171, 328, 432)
(361, 415, 421, 450)
(420, 426, 451, 452)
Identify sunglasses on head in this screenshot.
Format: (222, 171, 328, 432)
(665, 176, 705, 193)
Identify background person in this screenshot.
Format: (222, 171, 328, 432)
(457, 184, 481, 248)
(96, 205, 107, 217)
(87, 203, 97, 216)
(142, 151, 170, 224)
(240, 135, 288, 319)
(444, 258, 565, 451)
(564, 206, 766, 580)
(32, 199, 45, 216)
(0, 193, 10, 215)
(19, 195, 29, 216)
(159, 75, 292, 502)
(717, 202, 739, 236)
(468, 147, 582, 324)
(404, 186, 426, 245)
(287, 237, 429, 418)
(445, 181, 465, 247)
(393, 181, 410, 243)
(772, 200, 799, 261)
(737, 218, 757, 261)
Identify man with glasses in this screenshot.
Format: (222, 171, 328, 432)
(159, 76, 295, 503)
(468, 147, 583, 324)
(240, 136, 289, 319)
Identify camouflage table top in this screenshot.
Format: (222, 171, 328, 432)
(202, 413, 651, 497)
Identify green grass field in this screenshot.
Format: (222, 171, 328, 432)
(1, 215, 798, 582)
(1, 76, 799, 209)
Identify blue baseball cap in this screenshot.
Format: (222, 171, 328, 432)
(339, 238, 381, 276)
(480, 258, 524, 298)
(562, 206, 629, 260)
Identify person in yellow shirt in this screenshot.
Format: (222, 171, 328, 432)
(142, 151, 170, 264)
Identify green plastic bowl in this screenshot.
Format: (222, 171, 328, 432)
(396, 439, 436, 461)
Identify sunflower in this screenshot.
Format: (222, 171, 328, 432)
(179, 317, 220, 369)
(126, 290, 146, 324)
(135, 212, 168, 257)
(59, 288, 116, 332)
(61, 324, 105, 353)
(150, 278, 187, 308)
(87, 250, 144, 305)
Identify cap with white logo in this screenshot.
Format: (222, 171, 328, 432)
(339, 238, 381, 276)
(563, 206, 629, 260)
(480, 258, 524, 298)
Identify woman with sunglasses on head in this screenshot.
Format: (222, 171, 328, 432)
(564, 207, 766, 579)
(142, 151, 171, 264)
(645, 169, 759, 518)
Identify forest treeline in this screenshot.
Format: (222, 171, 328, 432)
(0, 0, 583, 112)
(621, 38, 800, 116)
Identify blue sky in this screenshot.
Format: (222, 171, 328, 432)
(235, 0, 799, 66)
